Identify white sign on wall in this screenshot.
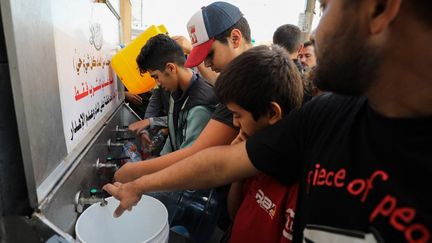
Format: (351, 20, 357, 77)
(51, 0, 121, 152)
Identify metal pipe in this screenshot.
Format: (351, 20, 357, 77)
(299, 0, 317, 41)
(305, 0, 316, 14)
(105, 1, 121, 20)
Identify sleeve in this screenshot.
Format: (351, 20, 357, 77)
(211, 103, 237, 129)
(246, 94, 359, 186)
(144, 89, 163, 119)
(149, 116, 168, 128)
(245, 110, 303, 186)
(179, 106, 213, 149)
(159, 136, 172, 156)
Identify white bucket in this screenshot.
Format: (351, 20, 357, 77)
(75, 195, 169, 243)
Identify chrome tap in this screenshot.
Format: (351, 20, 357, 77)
(107, 138, 124, 147)
(94, 158, 119, 170)
(75, 190, 108, 213)
(113, 125, 129, 133)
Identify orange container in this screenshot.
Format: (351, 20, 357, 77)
(112, 25, 168, 94)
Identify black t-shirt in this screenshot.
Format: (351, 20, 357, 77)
(211, 103, 237, 128)
(246, 93, 432, 243)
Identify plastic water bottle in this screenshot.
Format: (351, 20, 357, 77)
(142, 129, 165, 157)
(149, 130, 165, 152)
(141, 130, 153, 156)
(122, 141, 142, 162)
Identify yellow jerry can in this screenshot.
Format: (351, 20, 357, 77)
(112, 25, 168, 94)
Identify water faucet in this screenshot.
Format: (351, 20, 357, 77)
(75, 189, 108, 213)
(107, 138, 124, 147)
(94, 158, 119, 170)
(113, 125, 129, 133)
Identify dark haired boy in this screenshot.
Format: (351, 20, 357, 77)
(114, 1, 252, 188)
(136, 34, 217, 155)
(273, 24, 304, 73)
(214, 45, 303, 243)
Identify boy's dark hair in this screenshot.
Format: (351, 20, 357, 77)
(303, 41, 313, 48)
(214, 17, 252, 44)
(215, 45, 303, 121)
(273, 24, 302, 54)
(136, 34, 186, 74)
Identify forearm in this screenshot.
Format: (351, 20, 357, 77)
(115, 119, 238, 182)
(115, 145, 196, 182)
(144, 91, 163, 119)
(128, 119, 150, 133)
(103, 142, 258, 218)
(132, 142, 257, 194)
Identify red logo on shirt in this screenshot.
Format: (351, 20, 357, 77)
(306, 163, 431, 243)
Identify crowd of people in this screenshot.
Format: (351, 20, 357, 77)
(105, 0, 432, 242)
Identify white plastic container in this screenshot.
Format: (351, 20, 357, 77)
(75, 195, 169, 243)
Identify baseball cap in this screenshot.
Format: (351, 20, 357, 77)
(185, 2, 243, 68)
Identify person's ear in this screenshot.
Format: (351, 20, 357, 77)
(229, 28, 243, 48)
(267, 102, 282, 125)
(165, 63, 177, 74)
(369, 0, 402, 34)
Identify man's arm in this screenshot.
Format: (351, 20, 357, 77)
(143, 88, 164, 119)
(128, 116, 168, 135)
(128, 119, 150, 134)
(125, 91, 143, 106)
(104, 141, 258, 217)
(115, 119, 238, 182)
